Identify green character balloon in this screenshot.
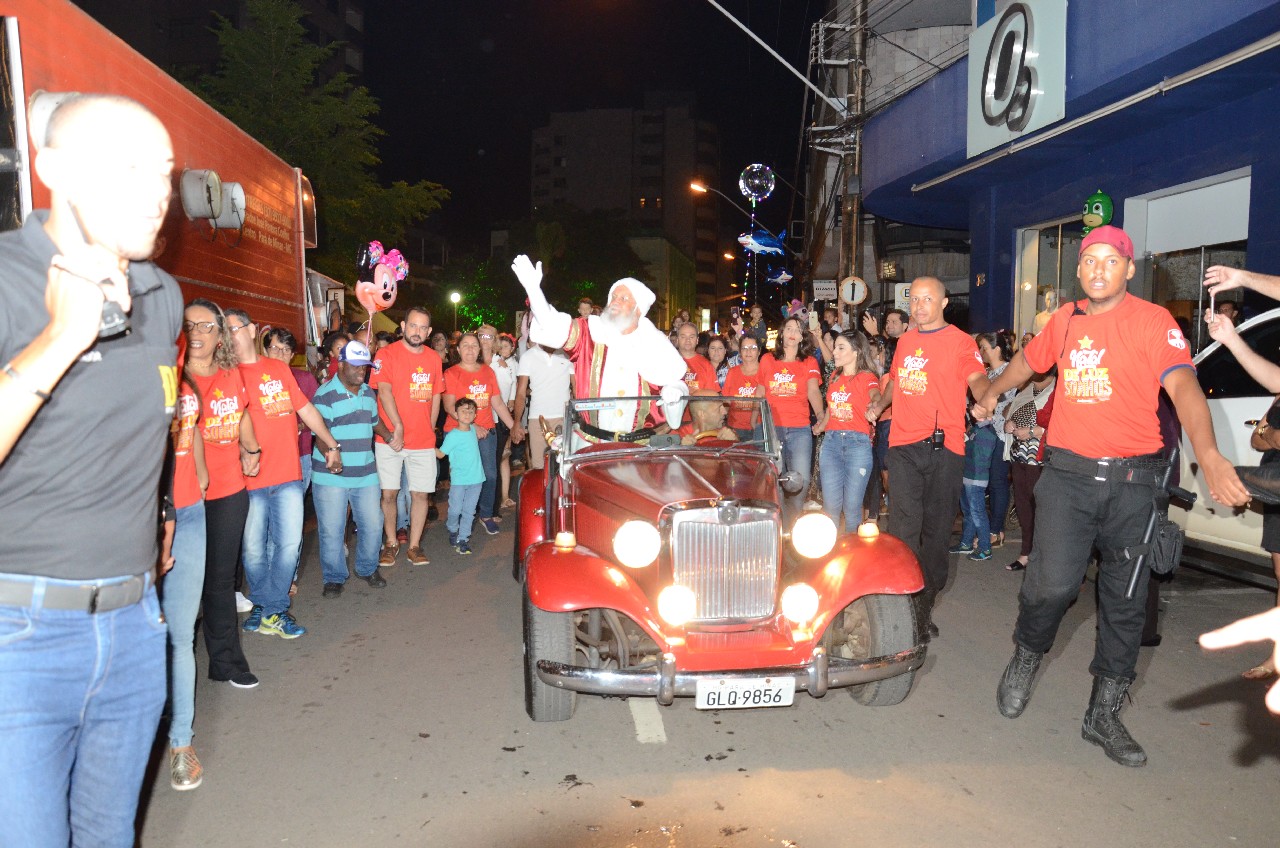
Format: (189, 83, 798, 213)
(1081, 189, 1113, 234)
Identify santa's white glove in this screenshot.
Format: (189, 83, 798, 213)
(511, 254, 569, 347)
(659, 382, 688, 425)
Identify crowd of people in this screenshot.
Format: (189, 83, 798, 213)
(3, 95, 1279, 848)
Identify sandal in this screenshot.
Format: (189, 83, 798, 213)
(1005, 558, 1027, 572)
(501, 498, 517, 509)
(1242, 661, 1277, 680)
(990, 532, 1005, 549)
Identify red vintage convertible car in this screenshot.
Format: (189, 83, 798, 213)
(515, 394, 926, 721)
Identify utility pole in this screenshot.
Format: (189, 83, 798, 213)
(840, 0, 869, 296)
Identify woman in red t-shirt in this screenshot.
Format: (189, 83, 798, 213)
(756, 316, 824, 522)
(443, 332, 524, 535)
(183, 299, 261, 692)
(813, 331, 882, 534)
(723, 334, 764, 440)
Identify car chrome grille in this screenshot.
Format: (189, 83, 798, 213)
(670, 505, 779, 621)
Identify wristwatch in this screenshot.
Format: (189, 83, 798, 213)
(327, 444, 342, 453)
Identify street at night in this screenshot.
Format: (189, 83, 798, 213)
(138, 518, 1279, 847)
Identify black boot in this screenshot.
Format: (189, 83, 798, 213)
(996, 644, 1042, 718)
(1081, 675, 1147, 767)
(915, 590, 939, 640)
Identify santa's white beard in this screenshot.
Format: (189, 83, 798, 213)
(595, 305, 640, 342)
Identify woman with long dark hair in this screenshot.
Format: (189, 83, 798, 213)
(813, 331, 882, 534)
(757, 316, 824, 523)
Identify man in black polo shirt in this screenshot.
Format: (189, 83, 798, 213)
(0, 95, 181, 845)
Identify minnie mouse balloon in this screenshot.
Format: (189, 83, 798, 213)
(355, 240, 407, 315)
(739, 164, 776, 204)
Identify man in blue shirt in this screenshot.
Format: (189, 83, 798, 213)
(311, 340, 393, 596)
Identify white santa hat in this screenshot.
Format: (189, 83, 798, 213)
(609, 277, 655, 317)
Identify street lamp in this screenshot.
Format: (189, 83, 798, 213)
(689, 181, 783, 242)
(449, 291, 461, 330)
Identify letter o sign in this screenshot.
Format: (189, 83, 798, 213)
(981, 3, 1036, 132)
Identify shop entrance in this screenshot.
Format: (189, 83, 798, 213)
(1012, 214, 1085, 344)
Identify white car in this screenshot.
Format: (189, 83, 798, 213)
(1174, 307, 1280, 589)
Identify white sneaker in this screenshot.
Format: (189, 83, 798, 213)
(235, 591, 253, 613)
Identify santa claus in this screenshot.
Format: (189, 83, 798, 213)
(511, 254, 687, 440)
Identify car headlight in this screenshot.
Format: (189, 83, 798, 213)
(613, 520, 661, 568)
(791, 512, 838, 559)
(780, 582, 820, 625)
(657, 584, 697, 626)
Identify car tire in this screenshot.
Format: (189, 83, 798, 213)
(523, 586, 577, 721)
(830, 594, 917, 707)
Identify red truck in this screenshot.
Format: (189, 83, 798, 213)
(0, 0, 322, 340)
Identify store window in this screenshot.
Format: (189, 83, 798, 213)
(1013, 216, 1084, 341)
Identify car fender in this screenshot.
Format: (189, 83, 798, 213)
(801, 533, 925, 636)
(516, 468, 547, 562)
(525, 542, 666, 639)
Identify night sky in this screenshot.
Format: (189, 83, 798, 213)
(362, 0, 825, 253)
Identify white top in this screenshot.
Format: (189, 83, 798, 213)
(517, 346, 573, 419)
(491, 353, 517, 405)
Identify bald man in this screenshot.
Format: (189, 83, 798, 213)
(0, 95, 182, 844)
(867, 277, 988, 639)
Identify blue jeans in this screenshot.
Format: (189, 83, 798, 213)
(243, 481, 304, 616)
(819, 430, 874, 533)
(0, 580, 166, 847)
(777, 426, 813, 524)
(447, 482, 483, 542)
(299, 452, 312, 492)
(959, 482, 991, 553)
(313, 481, 382, 583)
(989, 451, 1011, 535)
(162, 501, 206, 749)
(476, 430, 499, 520)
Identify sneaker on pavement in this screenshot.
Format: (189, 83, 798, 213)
(259, 612, 306, 639)
(226, 671, 259, 689)
(455, 540, 473, 555)
(169, 747, 203, 791)
(407, 546, 429, 566)
(242, 604, 264, 632)
(360, 568, 387, 588)
(948, 542, 976, 555)
(322, 582, 344, 598)
(379, 542, 399, 566)
(480, 518, 500, 536)
(234, 591, 253, 613)
(396, 527, 408, 545)
(968, 549, 993, 562)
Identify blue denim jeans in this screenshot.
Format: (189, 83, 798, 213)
(0, 580, 166, 848)
(447, 482, 483, 542)
(777, 425, 813, 524)
(244, 480, 304, 616)
(476, 430, 499, 520)
(299, 452, 312, 492)
(959, 481, 991, 554)
(162, 500, 206, 749)
(819, 430, 874, 533)
(988, 451, 1011, 535)
(313, 481, 382, 583)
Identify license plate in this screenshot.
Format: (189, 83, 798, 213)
(695, 677, 795, 710)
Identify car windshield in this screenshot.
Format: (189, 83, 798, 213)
(555, 395, 779, 461)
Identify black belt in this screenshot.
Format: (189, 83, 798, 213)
(577, 421, 656, 443)
(0, 570, 154, 613)
(1045, 447, 1167, 486)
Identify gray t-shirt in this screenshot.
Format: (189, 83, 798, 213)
(0, 212, 182, 579)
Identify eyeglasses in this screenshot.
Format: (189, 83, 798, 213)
(183, 320, 218, 334)
(227, 323, 248, 333)
(478, 333, 494, 340)
(267, 344, 293, 354)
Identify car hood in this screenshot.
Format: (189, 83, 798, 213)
(570, 449, 778, 521)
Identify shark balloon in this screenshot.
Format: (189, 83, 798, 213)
(766, 267, 793, 285)
(737, 229, 786, 256)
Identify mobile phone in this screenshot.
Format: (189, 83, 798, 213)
(808, 310, 819, 332)
(730, 306, 740, 320)
(66, 201, 130, 339)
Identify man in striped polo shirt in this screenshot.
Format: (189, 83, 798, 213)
(311, 340, 393, 597)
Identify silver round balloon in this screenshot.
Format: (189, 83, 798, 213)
(738, 164, 776, 203)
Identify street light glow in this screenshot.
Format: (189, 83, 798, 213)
(723, 252, 735, 261)
(449, 292, 461, 304)
(690, 181, 708, 193)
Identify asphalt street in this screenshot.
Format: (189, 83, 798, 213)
(137, 511, 1280, 847)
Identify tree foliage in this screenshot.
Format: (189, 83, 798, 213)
(506, 203, 645, 308)
(196, 0, 447, 282)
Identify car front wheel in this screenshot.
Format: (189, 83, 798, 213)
(826, 593, 917, 706)
(523, 586, 577, 721)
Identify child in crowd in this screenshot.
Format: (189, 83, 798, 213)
(436, 397, 485, 554)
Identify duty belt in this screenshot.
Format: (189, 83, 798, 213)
(1045, 447, 1168, 486)
(0, 570, 154, 613)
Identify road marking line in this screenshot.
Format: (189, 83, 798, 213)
(629, 698, 667, 744)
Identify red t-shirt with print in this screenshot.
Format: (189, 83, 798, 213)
(192, 368, 248, 501)
(680, 354, 718, 393)
(722, 365, 764, 430)
(888, 324, 984, 454)
(239, 359, 304, 490)
(172, 384, 203, 510)
(824, 371, 879, 436)
(369, 341, 444, 449)
(1025, 294, 1193, 458)
(444, 364, 500, 430)
(759, 354, 821, 428)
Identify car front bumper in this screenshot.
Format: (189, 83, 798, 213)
(536, 644, 927, 705)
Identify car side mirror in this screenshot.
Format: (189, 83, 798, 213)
(779, 471, 804, 494)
